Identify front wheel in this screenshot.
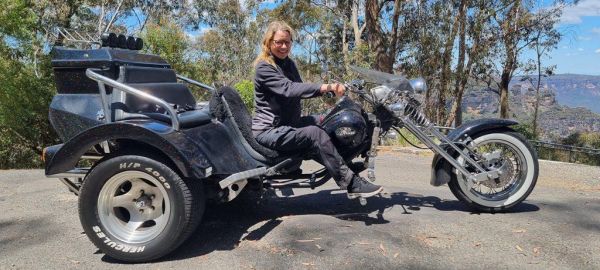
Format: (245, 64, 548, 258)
(448, 131, 538, 212)
(78, 155, 204, 262)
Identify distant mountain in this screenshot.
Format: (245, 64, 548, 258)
(461, 74, 600, 140)
(513, 74, 600, 114)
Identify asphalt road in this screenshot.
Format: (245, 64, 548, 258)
(1, 151, 599, 270)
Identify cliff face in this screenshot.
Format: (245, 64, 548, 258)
(538, 107, 600, 138)
(543, 74, 600, 114)
(460, 74, 600, 140)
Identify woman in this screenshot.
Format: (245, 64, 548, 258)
(252, 21, 382, 198)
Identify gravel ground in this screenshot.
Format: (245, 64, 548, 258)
(0, 152, 598, 270)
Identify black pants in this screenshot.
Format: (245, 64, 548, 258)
(254, 116, 354, 189)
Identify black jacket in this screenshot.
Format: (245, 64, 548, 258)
(252, 57, 321, 132)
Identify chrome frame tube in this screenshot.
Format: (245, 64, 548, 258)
(401, 117, 487, 182)
(58, 178, 81, 195)
(428, 127, 488, 173)
(97, 81, 111, 123)
(85, 69, 181, 131)
(48, 168, 89, 178)
(177, 74, 215, 93)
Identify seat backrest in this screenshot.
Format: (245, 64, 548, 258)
(112, 66, 196, 117)
(209, 87, 280, 160)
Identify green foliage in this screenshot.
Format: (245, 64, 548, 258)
(0, 0, 59, 169)
(381, 128, 426, 147)
(0, 0, 37, 41)
(142, 19, 190, 74)
(561, 132, 600, 149)
(233, 79, 255, 112)
(513, 123, 536, 140)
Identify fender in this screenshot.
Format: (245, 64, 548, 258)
(430, 118, 518, 186)
(45, 121, 211, 179)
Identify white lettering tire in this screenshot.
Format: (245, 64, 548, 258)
(79, 155, 204, 262)
(448, 131, 538, 212)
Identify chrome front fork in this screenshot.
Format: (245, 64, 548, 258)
(400, 117, 498, 184)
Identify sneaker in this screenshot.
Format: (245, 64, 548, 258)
(347, 176, 383, 198)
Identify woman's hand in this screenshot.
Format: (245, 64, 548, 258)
(320, 83, 346, 97)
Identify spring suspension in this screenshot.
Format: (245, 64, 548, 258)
(403, 98, 431, 126)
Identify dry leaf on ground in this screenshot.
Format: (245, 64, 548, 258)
(296, 239, 315, 243)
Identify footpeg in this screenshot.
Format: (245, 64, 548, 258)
(347, 193, 368, 206)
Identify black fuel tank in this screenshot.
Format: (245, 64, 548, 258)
(321, 97, 368, 157)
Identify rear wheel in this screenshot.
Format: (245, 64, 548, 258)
(448, 131, 538, 212)
(79, 155, 204, 262)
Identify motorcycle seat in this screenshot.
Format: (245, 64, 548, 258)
(119, 106, 212, 128)
(111, 66, 211, 128)
(209, 87, 289, 164)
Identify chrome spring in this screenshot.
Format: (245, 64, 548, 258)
(403, 99, 431, 126)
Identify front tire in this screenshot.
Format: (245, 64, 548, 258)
(79, 155, 204, 262)
(448, 131, 538, 212)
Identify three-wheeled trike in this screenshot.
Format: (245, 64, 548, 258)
(44, 33, 538, 262)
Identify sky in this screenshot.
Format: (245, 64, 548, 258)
(541, 0, 600, 75)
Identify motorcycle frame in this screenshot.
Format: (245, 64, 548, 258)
(347, 83, 514, 187)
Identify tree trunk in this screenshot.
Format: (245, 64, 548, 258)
(342, 21, 350, 72)
(499, 63, 512, 119)
(445, 0, 468, 127)
(351, 0, 365, 47)
(365, 0, 391, 72)
(532, 43, 542, 139)
(437, 2, 461, 123)
(499, 0, 521, 119)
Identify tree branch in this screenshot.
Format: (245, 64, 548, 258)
(104, 0, 125, 33)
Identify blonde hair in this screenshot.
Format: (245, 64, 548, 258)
(253, 21, 296, 67)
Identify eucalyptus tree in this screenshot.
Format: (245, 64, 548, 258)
(444, 0, 504, 127)
(192, 0, 263, 83)
(521, 4, 562, 138)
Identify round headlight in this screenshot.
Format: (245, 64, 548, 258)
(409, 78, 427, 93)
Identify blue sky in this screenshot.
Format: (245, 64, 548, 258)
(535, 0, 600, 75)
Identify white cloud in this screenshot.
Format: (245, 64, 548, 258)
(578, 48, 584, 51)
(596, 48, 600, 54)
(560, 0, 600, 24)
(578, 36, 592, 41)
(593, 28, 600, 35)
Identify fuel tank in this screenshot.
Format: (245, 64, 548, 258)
(321, 97, 370, 158)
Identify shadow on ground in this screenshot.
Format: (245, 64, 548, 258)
(96, 189, 538, 263)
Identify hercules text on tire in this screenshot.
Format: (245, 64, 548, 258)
(78, 155, 204, 262)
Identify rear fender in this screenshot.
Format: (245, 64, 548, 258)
(45, 121, 211, 179)
(430, 118, 518, 186)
